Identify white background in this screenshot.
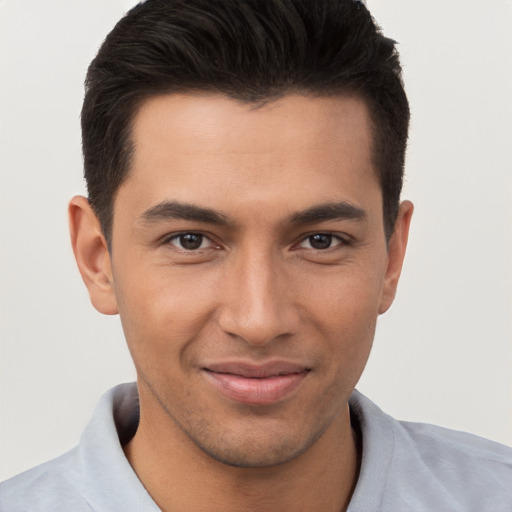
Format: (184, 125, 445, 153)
(1, 0, 511, 481)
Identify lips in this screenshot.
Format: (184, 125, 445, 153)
(202, 362, 310, 405)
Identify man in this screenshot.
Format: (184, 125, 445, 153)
(1, 0, 510, 510)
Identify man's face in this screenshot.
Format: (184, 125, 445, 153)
(104, 93, 408, 467)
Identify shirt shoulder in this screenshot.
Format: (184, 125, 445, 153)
(390, 419, 512, 511)
(348, 391, 512, 512)
(0, 384, 158, 512)
(0, 448, 92, 512)
(399, 418, 512, 467)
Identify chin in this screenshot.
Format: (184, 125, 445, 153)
(194, 439, 308, 469)
(186, 420, 330, 469)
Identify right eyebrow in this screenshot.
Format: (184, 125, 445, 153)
(139, 201, 230, 226)
(289, 201, 367, 225)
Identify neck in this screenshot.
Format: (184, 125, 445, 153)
(124, 390, 360, 512)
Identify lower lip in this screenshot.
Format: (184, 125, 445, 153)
(203, 370, 309, 405)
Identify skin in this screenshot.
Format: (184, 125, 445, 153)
(69, 93, 413, 511)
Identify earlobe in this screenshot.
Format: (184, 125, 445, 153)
(378, 200, 414, 315)
(69, 196, 118, 315)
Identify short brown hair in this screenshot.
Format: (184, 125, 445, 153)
(82, 0, 409, 244)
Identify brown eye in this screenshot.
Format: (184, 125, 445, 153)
(309, 234, 332, 249)
(298, 233, 344, 250)
(169, 233, 211, 250)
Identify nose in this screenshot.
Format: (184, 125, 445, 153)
(217, 249, 300, 346)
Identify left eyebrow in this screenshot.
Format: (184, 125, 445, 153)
(139, 201, 231, 226)
(289, 201, 367, 225)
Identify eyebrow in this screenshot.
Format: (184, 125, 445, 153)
(289, 201, 367, 225)
(139, 199, 366, 228)
(140, 201, 230, 226)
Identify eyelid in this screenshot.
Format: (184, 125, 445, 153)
(161, 231, 219, 250)
(158, 230, 351, 252)
(294, 232, 351, 250)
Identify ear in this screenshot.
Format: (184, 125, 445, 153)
(378, 200, 414, 314)
(69, 196, 118, 315)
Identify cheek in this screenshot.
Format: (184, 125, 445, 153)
(112, 264, 218, 369)
(301, 258, 385, 330)
(299, 262, 384, 374)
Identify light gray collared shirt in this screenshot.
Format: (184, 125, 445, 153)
(1, 383, 511, 511)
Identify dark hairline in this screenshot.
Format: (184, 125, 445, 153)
(101, 87, 389, 250)
(83, 0, 409, 250)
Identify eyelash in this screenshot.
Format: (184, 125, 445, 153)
(164, 232, 216, 251)
(295, 233, 349, 251)
(162, 231, 350, 252)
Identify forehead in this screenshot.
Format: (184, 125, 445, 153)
(131, 92, 372, 160)
(117, 93, 380, 222)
